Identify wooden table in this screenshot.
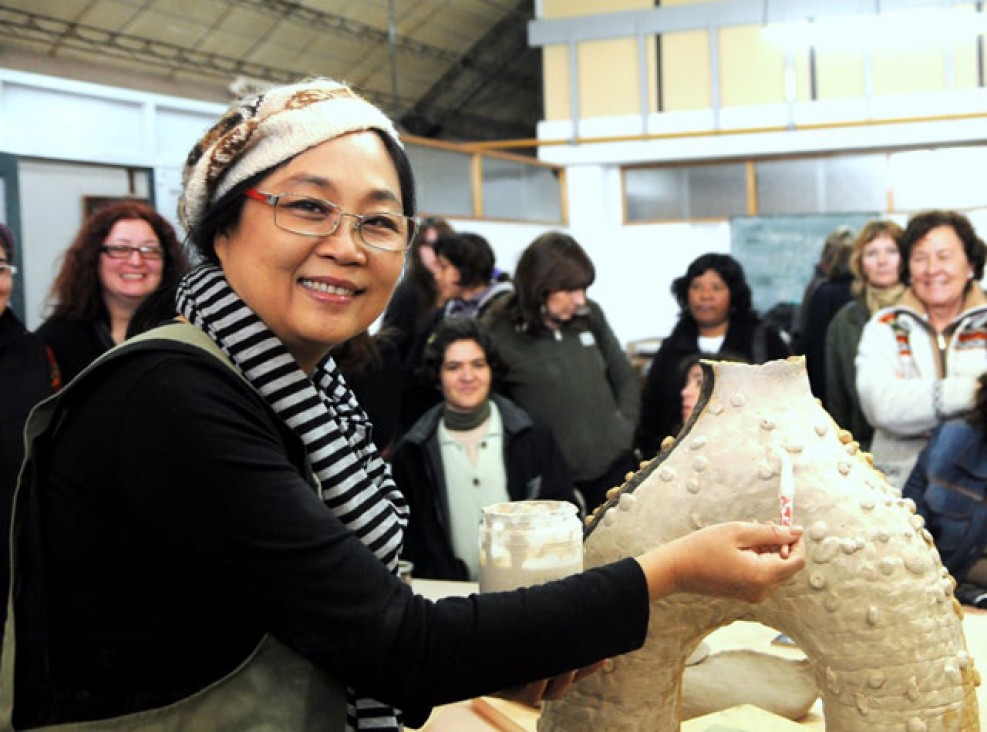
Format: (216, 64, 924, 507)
(413, 579, 987, 731)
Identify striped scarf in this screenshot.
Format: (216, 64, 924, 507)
(176, 264, 408, 731)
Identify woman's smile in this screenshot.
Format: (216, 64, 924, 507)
(215, 131, 405, 373)
(299, 275, 362, 299)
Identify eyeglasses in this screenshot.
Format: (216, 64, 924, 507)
(101, 243, 164, 261)
(244, 189, 416, 252)
(0, 263, 16, 277)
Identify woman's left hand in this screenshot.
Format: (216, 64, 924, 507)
(493, 660, 606, 707)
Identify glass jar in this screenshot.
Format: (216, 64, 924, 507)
(477, 500, 583, 593)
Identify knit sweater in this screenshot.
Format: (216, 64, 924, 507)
(483, 300, 640, 482)
(856, 286, 987, 488)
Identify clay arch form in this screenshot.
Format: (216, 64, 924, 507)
(539, 358, 979, 732)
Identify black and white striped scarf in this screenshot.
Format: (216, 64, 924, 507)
(176, 264, 408, 731)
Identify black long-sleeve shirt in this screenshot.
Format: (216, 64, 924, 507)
(15, 342, 649, 727)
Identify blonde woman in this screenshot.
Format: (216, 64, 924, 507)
(824, 220, 905, 449)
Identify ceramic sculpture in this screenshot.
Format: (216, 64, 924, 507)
(539, 357, 980, 732)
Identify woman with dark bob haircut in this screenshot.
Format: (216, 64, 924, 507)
(36, 199, 188, 383)
(509, 231, 595, 334)
(483, 232, 640, 510)
(635, 252, 790, 459)
(857, 209, 987, 489)
(5, 78, 803, 731)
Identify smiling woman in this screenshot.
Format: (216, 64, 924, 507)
(213, 135, 408, 374)
(391, 317, 580, 581)
(856, 209, 987, 488)
(35, 199, 188, 383)
(3, 77, 805, 732)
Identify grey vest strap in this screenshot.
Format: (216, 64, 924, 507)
(0, 322, 346, 731)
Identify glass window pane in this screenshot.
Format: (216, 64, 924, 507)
(625, 163, 747, 221)
(756, 158, 821, 214)
(481, 156, 563, 222)
(822, 155, 887, 212)
(758, 155, 887, 215)
(405, 144, 473, 217)
(687, 164, 748, 218)
(625, 167, 686, 220)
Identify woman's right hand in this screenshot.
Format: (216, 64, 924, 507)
(636, 522, 805, 604)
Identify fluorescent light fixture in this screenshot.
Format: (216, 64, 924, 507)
(763, 6, 987, 51)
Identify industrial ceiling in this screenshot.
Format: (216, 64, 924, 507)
(0, 0, 541, 143)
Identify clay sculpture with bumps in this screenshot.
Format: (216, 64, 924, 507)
(538, 357, 980, 732)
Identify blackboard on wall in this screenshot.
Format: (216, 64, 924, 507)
(730, 213, 878, 315)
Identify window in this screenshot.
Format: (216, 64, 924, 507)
(625, 162, 748, 221)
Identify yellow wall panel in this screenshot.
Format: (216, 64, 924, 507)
(719, 26, 787, 107)
(815, 51, 866, 100)
(542, 0, 651, 19)
(662, 31, 711, 111)
(543, 45, 571, 122)
(578, 39, 646, 117)
(541, 0, 654, 121)
(793, 52, 812, 101)
(874, 49, 944, 95)
(540, 1, 986, 123)
(953, 41, 981, 88)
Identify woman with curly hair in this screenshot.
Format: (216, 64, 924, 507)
(36, 199, 188, 383)
(635, 253, 790, 459)
(391, 317, 577, 581)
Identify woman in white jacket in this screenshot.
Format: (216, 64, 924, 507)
(856, 210, 987, 488)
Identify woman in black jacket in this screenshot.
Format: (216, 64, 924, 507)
(6, 77, 804, 732)
(391, 318, 577, 580)
(635, 253, 790, 459)
(0, 223, 58, 653)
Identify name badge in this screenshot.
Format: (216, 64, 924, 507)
(579, 331, 596, 347)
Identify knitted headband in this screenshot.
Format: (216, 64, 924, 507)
(179, 77, 402, 234)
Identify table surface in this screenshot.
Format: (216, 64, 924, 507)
(412, 579, 987, 732)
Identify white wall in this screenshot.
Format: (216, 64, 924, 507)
(562, 165, 731, 345)
(7, 68, 987, 349)
(0, 69, 223, 328)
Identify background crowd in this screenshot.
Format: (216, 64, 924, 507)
(3, 195, 987, 598)
(0, 77, 803, 731)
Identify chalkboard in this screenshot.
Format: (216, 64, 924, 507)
(730, 213, 878, 315)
